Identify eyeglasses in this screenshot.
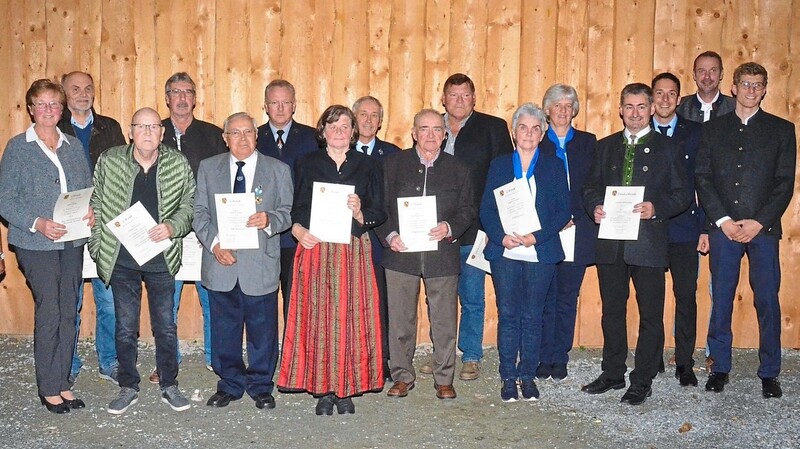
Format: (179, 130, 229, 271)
(224, 129, 256, 138)
(266, 101, 294, 108)
(32, 101, 63, 111)
(131, 123, 164, 132)
(167, 88, 196, 97)
(738, 80, 766, 91)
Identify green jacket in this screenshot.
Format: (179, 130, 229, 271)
(89, 143, 195, 283)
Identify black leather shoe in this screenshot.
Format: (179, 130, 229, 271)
(581, 376, 625, 394)
(761, 377, 782, 399)
(206, 391, 238, 407)
(254, 393, 276, 409)
(315, 394, 334, 416)
(658, 358, 666, 374)
(61, 395, 86, 409)
(675, 366, 698, 387)
(620, 384, 652, 405)
(40, 395, 70, 414)
(333, 396, 355, 414)
(705, 372, 729, 392)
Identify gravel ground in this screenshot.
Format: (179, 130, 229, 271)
(0, 336, 797, 449)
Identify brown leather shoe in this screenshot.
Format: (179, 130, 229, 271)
(387, 381, 414, 397)
(148, 368, 159, 385)
(435, 384, 456, 399)
(459, 361, 480, 381)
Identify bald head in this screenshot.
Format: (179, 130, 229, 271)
(129, 107, 165, 153)
(131, 107, 161, 124)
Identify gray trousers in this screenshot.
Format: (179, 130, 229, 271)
(385, 269, 458, 387)
(16, 245, 83, 396)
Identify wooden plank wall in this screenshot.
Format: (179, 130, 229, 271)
(1, 0, 798, 349)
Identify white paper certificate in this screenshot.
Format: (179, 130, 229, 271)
(466, 230, 491, 273)
(493, 178, 541, 235)
(106, 201, 172, 266)
(598, 186, 645, 240)
(175, 232, 202, 281)
(82, 245, 98, 279)
(559, 225, 576, 262)
(53, 187, 94, 242)
(215, 193, 258, 249)
(397, 196, 438, 252)
(309, 182, 355, 244)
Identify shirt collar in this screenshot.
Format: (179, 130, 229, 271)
(443, 111, 473, 133)
(416, 147, 441, 168)
(739, 108, 761, 125)
(652, 115, 678, 133)
(70, 110, 94, 130)
(357, 138, 376, 154)
(229, 150, 259, 165)
(696, 91, 720, 108)
(269, 121, 293, 139)
(623, 126, 652, 143)
(26, 124, 70, 147)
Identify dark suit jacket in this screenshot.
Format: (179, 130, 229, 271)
(256, 120, 318, 249)
(695, 109, 796, 237)
(355, 137, 401, 265)
(583, 130, 691, 268)
(676, 93, 736, 123)
(480, 153, 570, 263)
(444, 110, 514, 245)
(57, 108, 126, 168)
(539, 129, 598, 266)
(376, 149, 475, 277)
(161, 117, 228, 177)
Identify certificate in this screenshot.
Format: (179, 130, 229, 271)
(82, 245, 98, 279)
(559, 225, 576, 262)
(493, 178, 541, 235)
(215, 193, 258, 249)
(466, 230, 491, 273)
(309, 182, 355, 244)
(106, 201, 172, 266)
(53, 187, 94, 242)
(175, 232, 202, 281)
(397, 196, 438, 252)
(598, 186, 645, 240)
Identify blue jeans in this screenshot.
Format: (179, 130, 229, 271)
(111, 265, 178, 390)
(539, 263, 586, 366)
(174, 281, 212, 365)
(491, 257, 555, 380)
(457, 245, 486, 362)
(71, 278, 118, 375)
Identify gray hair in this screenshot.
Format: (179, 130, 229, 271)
(412, 108, 444, 128)
(222, 112, 257, 132)
(511, 103, 549, 133)
(264, 79, 296, 100)
(165, 72, 196, 93)
(542, 84, 580, 118)
(352, 96, 384, 121)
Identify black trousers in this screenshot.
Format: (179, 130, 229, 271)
(279, 246, 296, 323)
(597, 244, 665, 387)
(667, 242, 698, 368)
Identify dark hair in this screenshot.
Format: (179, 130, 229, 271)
(693, 51, 724, 72)
(651, 72, 681, 95)
(619, 83, 653, 106)
(26, 78, 66, 108)
(443, 73, 475, 94)
(314, 105, 358, 147)
(733, 62, 768, 86)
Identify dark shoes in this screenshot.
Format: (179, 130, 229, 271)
(520, 378, 539, 401)
(40, 395, 70, 414)
(61, 395, 86, 409)
(705, 372, 729, 393)
(435, 384, 457, 399)
(581, 376, 626, 395)
(500, 379, 518, 402)
(207, 391, 238, 407)
(315, 394, 335, 416)
(620, 384, 652, 405)
(386, 381, 414, 398)
(761, 377, 782, 399)
(675, 366, 698, 387)
(535, 363, 552, 380)
(551, 364, 568, 382)
(333, 396, 355, 414)
(254, 393, 276, 409)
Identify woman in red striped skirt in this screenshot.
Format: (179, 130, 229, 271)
(278, 105, 386, 415)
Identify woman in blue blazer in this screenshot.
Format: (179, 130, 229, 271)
(480, 103, 570, 402)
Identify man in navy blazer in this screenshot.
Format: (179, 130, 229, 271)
(194, 112, 293, 409)
(352, 95, 400, 380)
(255, 79, 318, 320)
(695, 62, 796, 399)
(582, 83, 691, 405)
(676, 51, 736, 123)
(652, 73, 704, 387)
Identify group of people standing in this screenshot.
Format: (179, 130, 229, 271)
(0, 49, 793, 417)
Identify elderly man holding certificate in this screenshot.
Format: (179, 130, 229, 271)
(581, 83, 690, 405)
(194, 112, 292, 410)
(377, 109, 475, 401)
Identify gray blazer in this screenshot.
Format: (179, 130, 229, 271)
(193, 152, 293, 296)
(0, 130, 92, 250)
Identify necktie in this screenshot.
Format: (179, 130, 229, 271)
(622, 136, 636, 186)
(276, 129, 285, 153)
(361, 145, 369, 155)
(658, 125, 670, 136)
(234, 161, 246, 193)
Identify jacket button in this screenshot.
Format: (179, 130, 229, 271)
(642, 166, 648, 172)
(416, 186, 421, 191)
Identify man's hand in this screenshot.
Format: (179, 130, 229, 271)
(633, 201, 655, 220)
(149, 223, 174, 242)
(733, 219, 763, 243)
(428, 222, 449, 242)
(697, 234, 709, 254)
(212, 243, 236, 265)
(719, 219, 744, 242)
(593, 205, 605, 224)
(247, 211, 269, 230)
(389, 235, 407, 252)
(84, 206, 96, 227)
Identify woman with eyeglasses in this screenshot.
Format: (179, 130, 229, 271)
(0, 79, 94, 413)
(278, 105, 386, 415)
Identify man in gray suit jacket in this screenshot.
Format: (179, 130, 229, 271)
(193, 112, 293, 410)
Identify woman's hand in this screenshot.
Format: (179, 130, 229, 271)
(347, 193, 364, 224)
(35, 217, 67, 241)
(292, 223, 321, 249)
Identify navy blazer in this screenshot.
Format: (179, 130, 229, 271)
(583, 130, 691, 268)
(538, 129, 598, 266)
(676, 93, 736, 123)
(481, 152, 570, 263)
(256, 120, 318, 248)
